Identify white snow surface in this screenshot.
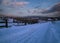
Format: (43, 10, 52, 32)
(0, 21, 60, 43)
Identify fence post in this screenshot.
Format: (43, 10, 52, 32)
(5, 17, 8, 28)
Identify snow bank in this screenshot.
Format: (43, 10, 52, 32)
(0, 21, 60, 43)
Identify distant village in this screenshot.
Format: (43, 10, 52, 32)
(0, 15, 60, 28)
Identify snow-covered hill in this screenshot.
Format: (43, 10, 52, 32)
(0, 21, 60, 43)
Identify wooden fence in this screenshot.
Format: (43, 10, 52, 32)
(0, 17, 8, 28)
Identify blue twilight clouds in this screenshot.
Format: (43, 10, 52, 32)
(0, 0, 60, 16)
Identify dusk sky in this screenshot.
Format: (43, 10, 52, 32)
(0, 0, 60, 17)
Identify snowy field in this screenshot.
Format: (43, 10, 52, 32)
(0, 21, 60, 43)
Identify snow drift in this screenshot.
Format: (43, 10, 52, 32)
(0, 21, 60, 43)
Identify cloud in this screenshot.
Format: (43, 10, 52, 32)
(51, 2, 60, 12)
(41, 2, 60, 14)
(0, 0, 2, 4)
(14, 2, 29, 6)
(2, 0, 10, 5)
(27, 9, 44, 14)
(2, 0, 29, 7)
(17, 12, 24, 14)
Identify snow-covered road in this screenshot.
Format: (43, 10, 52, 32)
(0, 21, 60, 43)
